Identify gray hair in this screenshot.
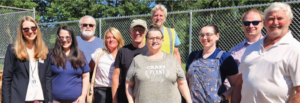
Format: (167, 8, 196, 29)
(264, 2, 293, 20)
(78, 15, 96, 28)
(151, 4, 168, 18)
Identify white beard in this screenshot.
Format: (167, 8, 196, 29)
(81, 29, 95, 38)
(269, 30, 282, 37)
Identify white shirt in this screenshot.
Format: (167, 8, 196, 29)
(91, 48, 115, 87)
(25, 60, 44, 101)
(239, 31, 300, 103)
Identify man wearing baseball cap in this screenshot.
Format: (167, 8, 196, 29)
(112, 19, 148, 103)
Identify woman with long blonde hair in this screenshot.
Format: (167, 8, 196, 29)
(2, 16, 52, 103)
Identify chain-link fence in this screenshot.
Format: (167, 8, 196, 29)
(99, 1, 300, 69)
(39, 1, 300, 69)
(0, 6, 34, 70)
(2, 1, 300, 70)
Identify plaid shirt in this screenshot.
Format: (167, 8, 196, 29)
(230, 34, 264, 65)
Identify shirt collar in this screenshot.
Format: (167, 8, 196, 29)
(243, 34, 264, 46)
(275, 31, 293, 45)
(161, 26, 165, 32)
(259, 31, 293, 47)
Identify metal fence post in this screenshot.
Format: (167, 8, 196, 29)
(189, 10, 193, 54)
(99, 18, 102, 39)
(33, 8, 35, 19)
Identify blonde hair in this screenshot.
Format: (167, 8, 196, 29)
(264, 2, 293, 20)
(241, 9, 264, 23)
(103, 27, 124, 51)
(14, 16, 48, 61)
(151, 4, 168, 18)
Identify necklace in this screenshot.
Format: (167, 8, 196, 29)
(30, 61, 38, 86)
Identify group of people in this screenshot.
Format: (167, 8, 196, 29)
(1, 2, 300, 103)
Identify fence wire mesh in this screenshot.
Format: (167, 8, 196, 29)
(2, 1, 300, 70)
(98, 1, 300, 68)
(0, 7, 33, 70)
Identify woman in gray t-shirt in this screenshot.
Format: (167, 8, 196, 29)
(125, 24, 192, 103)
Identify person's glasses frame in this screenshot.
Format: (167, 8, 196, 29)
(132, 29, 145, 33)
(57, 35, 72, 42)
(147, 36, 163, 42)
(243, 21, 261, 26)
(199, 33, 215, 38)
(81, 24, 95, 28)
(22, 26, 37, 32)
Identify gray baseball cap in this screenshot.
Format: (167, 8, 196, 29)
(130, 19, 147, 30)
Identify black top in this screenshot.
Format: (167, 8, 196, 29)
(114, 43, 148, 91)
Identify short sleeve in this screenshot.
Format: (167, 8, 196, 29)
(288, 49, 300, 86)
(82, 59, 90, 73)
(126, 58, 136, 82)
(114, 49, 123, 68)
(220, 53, 238, 77)
(185, 51, 198, 71)
(176, 60, 186, 80)
(91, 48, 102, 62)
(174, 30, 181, 46)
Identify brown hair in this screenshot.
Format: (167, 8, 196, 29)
(146, 24, 164, 39)
(51, 25, 86, 69)
(14, 16, 48, 61)
(201, 24, 220, 48)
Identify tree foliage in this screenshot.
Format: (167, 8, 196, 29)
(1, 0, 291, 23)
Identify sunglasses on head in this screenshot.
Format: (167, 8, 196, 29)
(22, 26, 37, 32)
(57, 35, 72, 42)
(81, 24, 94, 27)
(243, 21, 261, 26)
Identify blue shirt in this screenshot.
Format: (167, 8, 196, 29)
(51, 58, 90, 101)
(186, 48, 238, 82)
(161, 26, 181, 46)
(76, 36, 104, 63)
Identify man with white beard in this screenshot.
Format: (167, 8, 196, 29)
(76, 15, 104, 63)
(232, 2, 300, 103)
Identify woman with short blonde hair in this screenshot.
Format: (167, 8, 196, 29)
(90, 27, 124, 103)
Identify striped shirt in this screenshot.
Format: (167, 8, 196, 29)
(230, 35, 264, 65)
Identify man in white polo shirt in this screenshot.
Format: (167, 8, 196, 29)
(232, 2, 300, 103)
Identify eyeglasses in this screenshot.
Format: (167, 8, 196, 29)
(22, 26, 37, 32)
(81, 24, 95, 27)
(147, 37, 163, 42)
(57, 35, 72, 42)
(133, 29, 145, 33)
(243, 21, 261, 26)
(199, 33, 215, 38)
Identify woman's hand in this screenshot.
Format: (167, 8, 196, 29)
(75, 95, 86, 103)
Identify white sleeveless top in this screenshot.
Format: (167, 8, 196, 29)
(25, 60, 44, 101)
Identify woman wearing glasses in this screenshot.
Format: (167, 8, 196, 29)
(186, 24, 238, 103)
(125, 24, 192, 103)
(89, 27, 124, 103)
(2, 16, 52, 103)
(51, 25, 90, 103)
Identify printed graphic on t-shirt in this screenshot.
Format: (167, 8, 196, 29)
(145, 65, 170, 83)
